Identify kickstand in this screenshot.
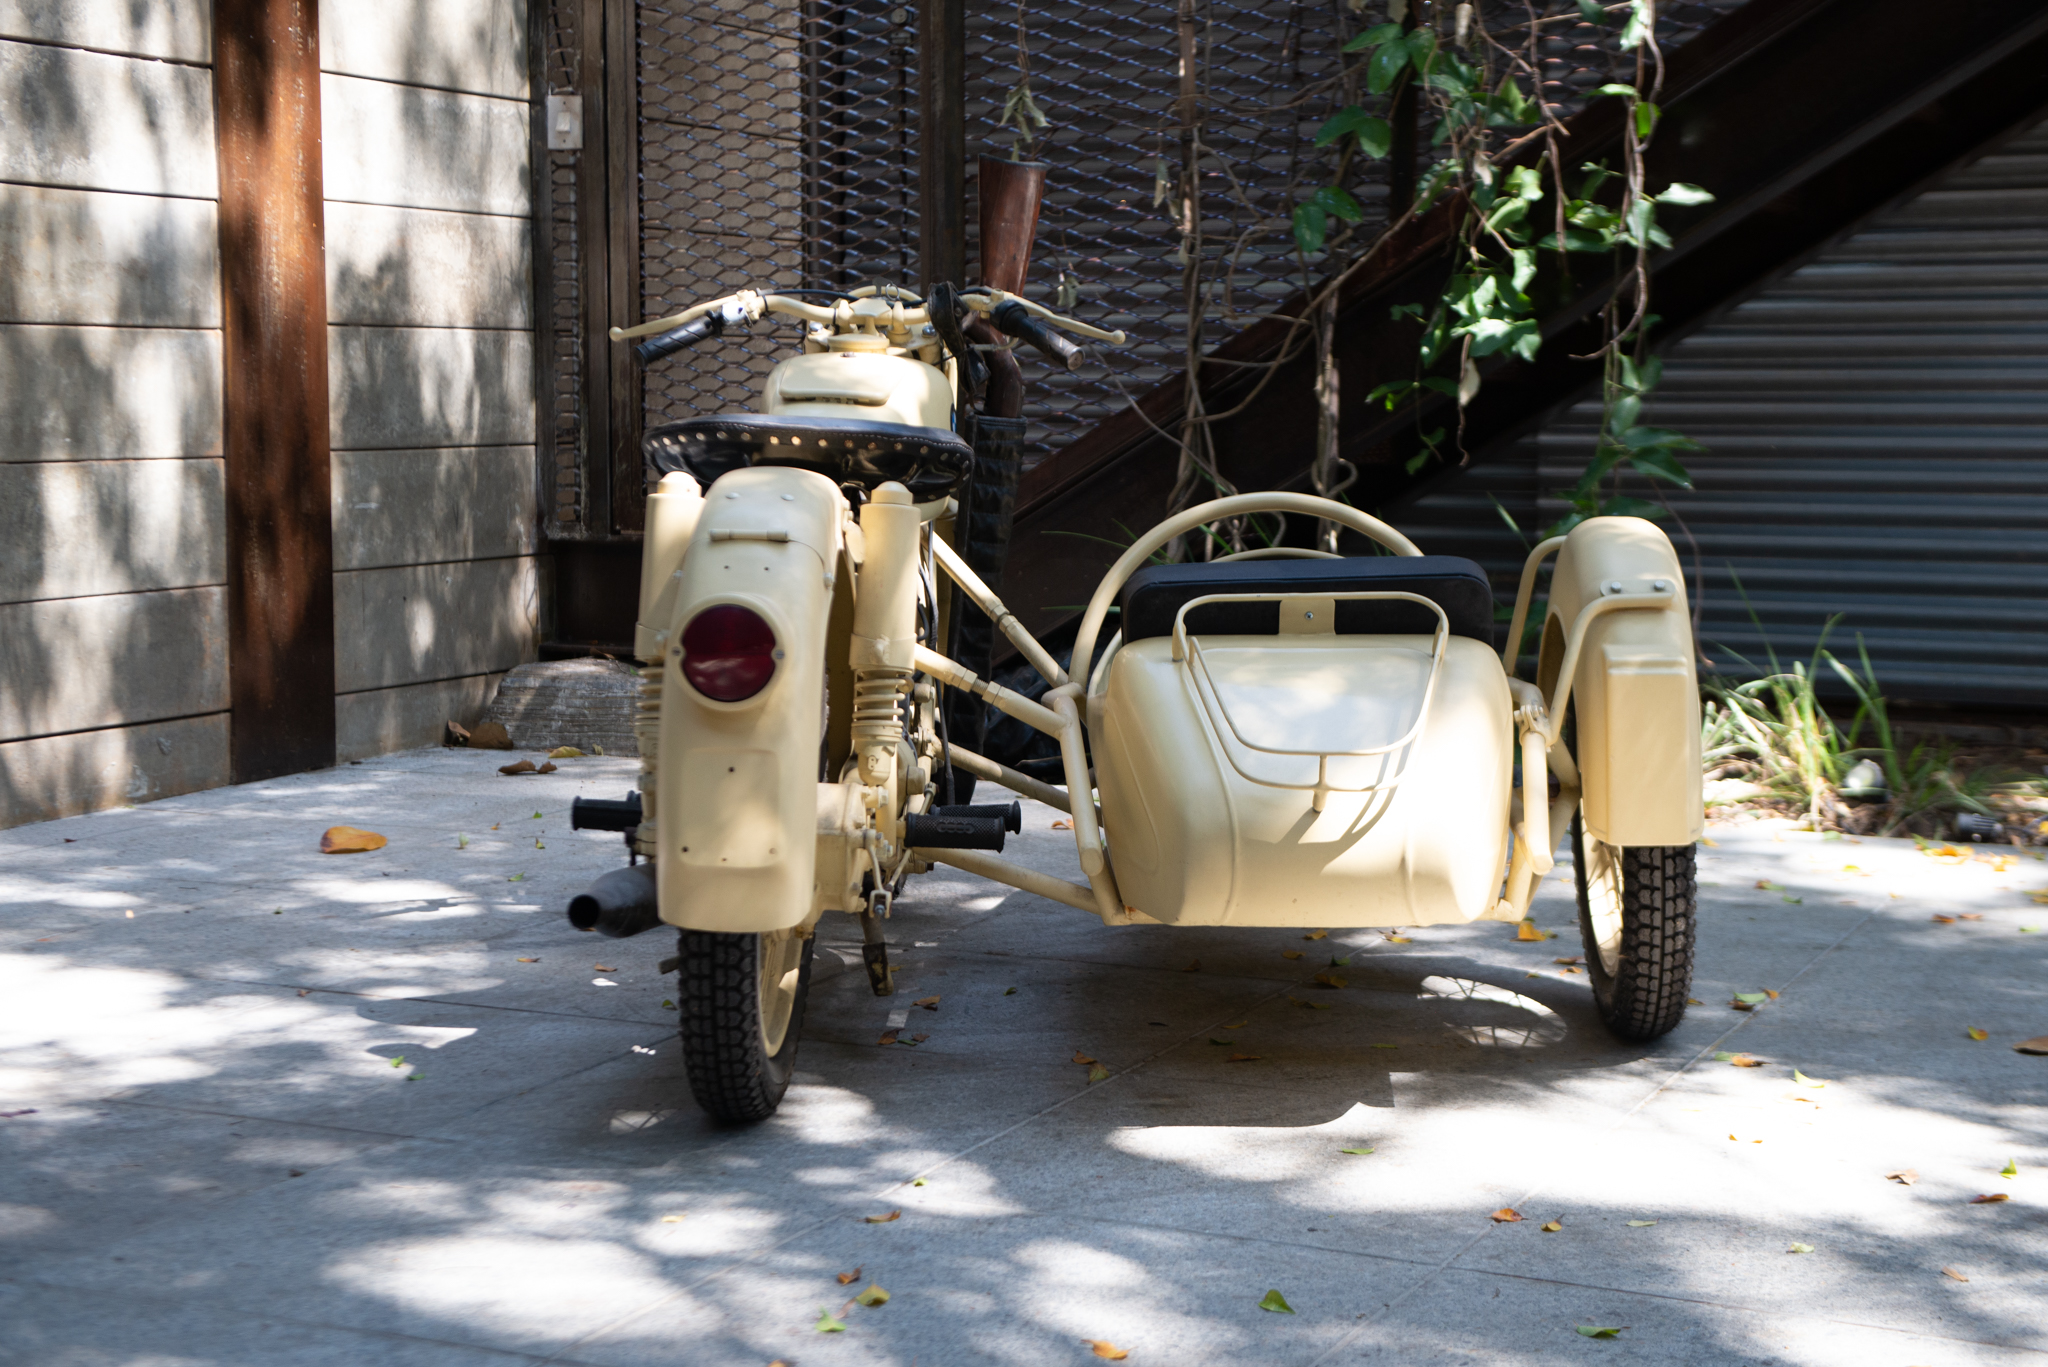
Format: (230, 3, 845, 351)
(860, 891, 893, 997)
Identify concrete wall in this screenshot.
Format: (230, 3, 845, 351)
(322, 0, 539, 762)
(0, 0, 540, 826)
(0, 7, 232, 825)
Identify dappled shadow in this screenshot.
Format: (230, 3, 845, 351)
(6, 773, 2046, 1363)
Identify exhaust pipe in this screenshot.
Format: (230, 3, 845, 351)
(566, 864, 662, 938)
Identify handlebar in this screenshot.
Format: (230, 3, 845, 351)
(609, 286, 1126, 351)
(632, 311, 726, 363)
(990, 299, 1084, 372)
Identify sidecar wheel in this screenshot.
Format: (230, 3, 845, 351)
(1572, 814, 1696, 1041)
(677, 928, 814, 1123)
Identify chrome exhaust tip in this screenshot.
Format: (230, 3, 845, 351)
(566, 864, 662, 938)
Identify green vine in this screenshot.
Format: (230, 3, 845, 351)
(1298, 0, 1715, 539)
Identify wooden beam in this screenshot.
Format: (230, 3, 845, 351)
(918, 0, 966, 290)
(214, 0, 336, 783)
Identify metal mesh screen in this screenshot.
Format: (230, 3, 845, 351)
(539, 4, 589, 531)
(962, 0, 1749, 470)
(637, 0, 923, 430)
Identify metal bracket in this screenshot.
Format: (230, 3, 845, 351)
(546, 93, 583, 150)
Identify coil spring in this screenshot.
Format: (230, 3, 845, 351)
(850, 668, 910, 749)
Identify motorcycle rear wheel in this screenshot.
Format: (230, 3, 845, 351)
(1572, 812, 1696, 1041)
(677, 927, 814, 1123)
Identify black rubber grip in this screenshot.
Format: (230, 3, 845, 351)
(904, 811, 1008, 851)
(932, 801, 1022, 833)
(990, 300, 1083, 372)
(633, 312, 725, 363)
(571, 792, 643, 832)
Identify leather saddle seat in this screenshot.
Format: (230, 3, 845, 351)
(644, 414, 974, 503)
(1116, 554, 1497, 644)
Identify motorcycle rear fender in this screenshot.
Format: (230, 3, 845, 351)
(656, 465, 845, 933)
(1538, 516, 1703, 848)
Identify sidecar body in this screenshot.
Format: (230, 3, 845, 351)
(1093, 555, 1513, 927)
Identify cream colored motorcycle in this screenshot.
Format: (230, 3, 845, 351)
(569, 281, 1703, 1124)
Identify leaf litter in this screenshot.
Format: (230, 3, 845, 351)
(1258, 1290, 1295, 1314)
(319, 826, 387, 854)
(1086, 1341, 1130, 1361)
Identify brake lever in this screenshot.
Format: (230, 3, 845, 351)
(991, 299, 1084, 372)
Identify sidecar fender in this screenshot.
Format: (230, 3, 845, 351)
(1539, 517, 1703, 849)
(655, 465, 844, 933)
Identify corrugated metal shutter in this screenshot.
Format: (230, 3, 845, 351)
(1394, 112, 2048, 708)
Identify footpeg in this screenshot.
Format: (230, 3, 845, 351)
(904, 800, 1020, 852)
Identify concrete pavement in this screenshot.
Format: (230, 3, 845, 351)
(2, 747, 2045, 1365)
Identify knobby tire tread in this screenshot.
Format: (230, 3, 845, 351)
(677, 929, 810, 1124)
(1575, 821, 1696, 1042)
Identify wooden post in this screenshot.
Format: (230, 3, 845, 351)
(214, 0, 336, 783)
(919, 0, 966, 290)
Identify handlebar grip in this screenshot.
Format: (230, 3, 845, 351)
(990, 300, 1084, 372)
(632, 312, 726, 363)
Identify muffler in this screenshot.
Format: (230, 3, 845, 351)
(566, 864, 662, 938)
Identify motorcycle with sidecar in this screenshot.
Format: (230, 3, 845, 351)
(563, 189, 1703, 1124)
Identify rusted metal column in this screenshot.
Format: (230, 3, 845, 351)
(919, 0, 967, 290)
(214, 0, 336, 782)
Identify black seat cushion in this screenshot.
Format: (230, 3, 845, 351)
(1117, 555, 1495, 644)
(644, 414, 973, 503)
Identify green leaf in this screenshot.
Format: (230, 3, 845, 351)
(1577, 0, 1605, 20)
(1657, 181, 1715, 206)
(1258, 1289, 1297, 1314)
(1788, 1242, 1815, 1254)
(1404, 27, 1438, 65)
(1509, 247, 1537, 295)
(1713, 1051, 1737, 1061)
(1340, 1147, 1376, 1155)
(1292, 202, 1328, 255)
(1315, 107, 1392, 158)
(1004, 986, 1017, 995)
(1505, 165, 1544, 201)
(1577, 1325, 1623, 1339)
(1592, 82, 1639, 99)
(1619, 0, 1651, 49)
(854, 1283, 890, 1306)
(1311, 184, 1365, 222)
(1389, 302, 1425, 321)
(2002, 1158, 2019, 1178)
(1342, 21, 1402, 52)
(1329, 955, 1352, 966)
(1627, 1219, 1657, 1226)
(1734, 992, 1770, 1004)
(1413, 159, 1460, 213)
(815, 1306, 847, 1332)
(508, 872, 526, 882)
(1366, 39, 1409, 94)
(1635, 101, 1660, 138)
(1596, 495, 1666, 519)
(1792, 1069, 1825, 1088)
(1404, 452, 1430, 475)
(1627, 448, 1694, 488)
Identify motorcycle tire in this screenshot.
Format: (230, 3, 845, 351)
(677, 927, 815, 1123)
(1571, 812, 1696, 1042)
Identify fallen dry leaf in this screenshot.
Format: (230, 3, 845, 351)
(1931, 914, 1956, 924)
(1756, 880, 1783, 891)
(1554, 956, 1585, 965)
(661, 1214, 684, 1223)
(1541, 1220, 1562, 1232)
(516, 957, 538, 963)
(1626, 1220, 1657, 1227)
(1304, 929, 1328, 940)
(1958, 913, 1984, 921)
(537, 761, 558, 774)
(1687, 997, 1704, 1005)
(1490, 1208, 1522, 1223)
(1225, 1053, 1262, 1062)
(914, 995, 940, 1009)
(1943, 1266, 1970, 1282)
(1385, 934, 1413, 943)
(878, 1030, 899, 1046)
(1087, 1064, 1110, 1083)
(1924, 843, 1971, 863)
(835, 1263, 862, 1283)
(1970, 1193, 2009, 1204)
(854, 1283, 889, 1307)
(1281, 950, 1305, 960)
(1051, 819, 1072, 830)
(1576, 1326, 1622, 1339)
(498, 760, 537, 776)
(863, 1210, 901, 1223)
(548, 746, 584, 759)
(1086, 1341, 1130, 1361)
(594, 964, 614, 972)
(1516, 920, 1553, 941)
(1312, 972, 1348, 989)
(1726, 1053, 1764, 1068)
(911, 1033, 930, 1043)
(1885, 1169, 1919, 1185)
(2015, 1035, 2048, 1055)
(467, 720, 513, 749)
(1793, 1068, 1827, 1087)
(1968, 1027, 1989, 1041)
(1788, 1242, 1814, 1254)
(1072, 1051, 1097, 1065)
(319, 826, 387, 854)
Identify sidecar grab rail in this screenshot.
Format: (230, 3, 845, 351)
(1170, 591, 1451, 813)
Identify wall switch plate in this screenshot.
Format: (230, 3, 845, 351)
(546, 94, 583, 151)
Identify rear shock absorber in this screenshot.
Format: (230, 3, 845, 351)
(634, 667, 661, 858)
(849, 482, 921, 789)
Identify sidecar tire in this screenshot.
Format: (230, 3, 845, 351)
(677, 928, 814, 1123)
(1572, 815, 1696, 1042)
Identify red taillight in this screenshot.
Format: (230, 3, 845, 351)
(680, 604, 777, 701)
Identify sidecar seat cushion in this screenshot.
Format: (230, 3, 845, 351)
(1118, 555, 1495, 644)
(644, 414, 973, 503)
